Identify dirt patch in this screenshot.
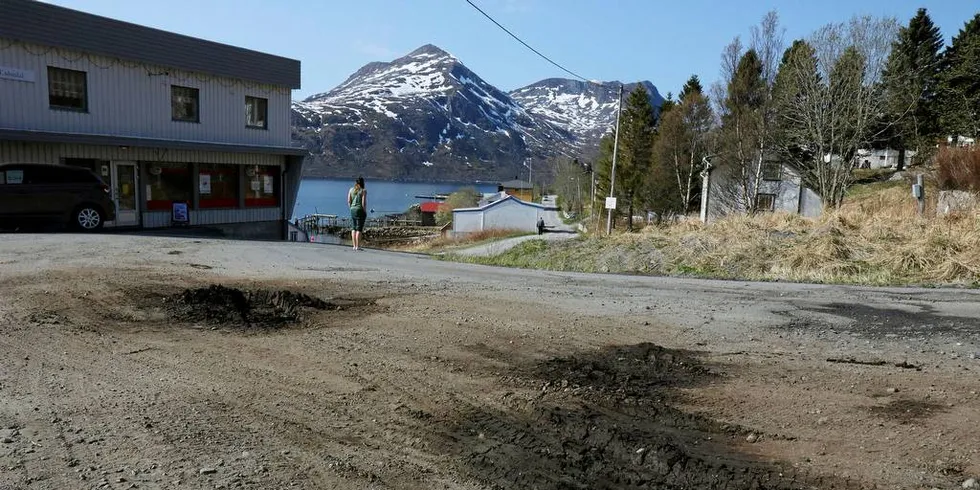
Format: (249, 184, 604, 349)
(165, 285, 335, 328)
(799, 302, 980, 338)
(869, 398, 948, 424)
(438, 343, 859, 489)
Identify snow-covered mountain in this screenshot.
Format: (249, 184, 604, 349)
(509, 79, 665, 151)
(292, 45, 660, 180)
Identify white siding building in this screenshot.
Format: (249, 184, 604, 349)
(854, 149, 917, 169)
(453, 195, 561, 234)
(0, 0, 305, 238)
(703, 161, 823, 221)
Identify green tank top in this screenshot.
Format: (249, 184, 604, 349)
(350, 188, 364, 209)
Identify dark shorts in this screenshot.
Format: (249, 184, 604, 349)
(350, 208, 366, 232)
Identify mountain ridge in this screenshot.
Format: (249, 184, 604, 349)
(291, 44, 662, 180)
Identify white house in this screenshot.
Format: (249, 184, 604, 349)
(702, 160, 823, 221)
(453, 195, 561, 234)
(0, 0, 305, 238)
(854, 149, 917, 169)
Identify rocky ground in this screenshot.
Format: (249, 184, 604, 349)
(0, 234, 978, 489)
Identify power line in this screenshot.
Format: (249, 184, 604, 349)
(463, 0, 598, 86)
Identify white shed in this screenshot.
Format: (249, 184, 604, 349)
(453, 195, 560, 234)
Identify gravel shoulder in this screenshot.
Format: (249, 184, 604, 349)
(0, 234, 978, 489)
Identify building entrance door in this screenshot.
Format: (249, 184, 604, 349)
(110, 162, 139, 227)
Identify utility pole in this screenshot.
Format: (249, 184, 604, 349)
(606, 84, 624, 236)
(527, 158, 533, 202)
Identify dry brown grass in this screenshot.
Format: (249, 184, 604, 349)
(937, 146, 980, 192)
(641, 179, 980, 285)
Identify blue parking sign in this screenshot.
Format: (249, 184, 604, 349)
(172, 201, 189, 225)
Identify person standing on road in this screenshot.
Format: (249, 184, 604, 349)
(347, 177, 368, 251)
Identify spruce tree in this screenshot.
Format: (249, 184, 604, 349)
(679, 75, 704, 101)
(617, 84, 657, 230)
(938, 13, 980, 139)
(881, 8, 944, 169)
(718, 49, 766, 211)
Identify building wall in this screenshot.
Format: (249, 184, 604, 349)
(0, 40, 292, 147)
(706, 164, 823, 220)
(453, 198, 561, 234)
(0, 141, 283, 166)
(504, 189, 533, 201)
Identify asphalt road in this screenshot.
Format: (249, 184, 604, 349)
(1, 233, 977, 342)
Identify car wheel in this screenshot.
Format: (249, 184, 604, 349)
(73, 205, 105, 231)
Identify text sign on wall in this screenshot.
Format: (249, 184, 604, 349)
(0, 66, 35, 83)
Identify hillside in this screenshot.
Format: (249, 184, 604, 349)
(450, 173, 980, 287)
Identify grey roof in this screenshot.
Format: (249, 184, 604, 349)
(499, 179, 533, 189)
(0, 0, 301, 89)
(0, 128, 308, 156)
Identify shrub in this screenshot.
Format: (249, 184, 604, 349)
(435, 187, 480, 225)
(937, 147, 980, 192)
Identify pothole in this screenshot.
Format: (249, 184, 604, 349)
(164, 285, 338, 329)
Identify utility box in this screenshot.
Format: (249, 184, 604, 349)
(912, 184, 923, 199)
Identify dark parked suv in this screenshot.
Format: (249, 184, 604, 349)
(0, 163, 116, 231)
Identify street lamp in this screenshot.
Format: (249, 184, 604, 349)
(606, 84, 624, 236)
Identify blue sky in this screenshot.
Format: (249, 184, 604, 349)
(44, 0, 978, 100)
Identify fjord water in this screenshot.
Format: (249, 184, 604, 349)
(292, 178, 499, 219)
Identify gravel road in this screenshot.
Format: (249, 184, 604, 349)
(0, 233, 977, 489)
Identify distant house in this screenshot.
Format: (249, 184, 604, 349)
(453, 195, 559, 234)
(418, 201, 440, 226)
(499, 179, 533, 201)
(854, 149, 917, 169)
(947, 135, 976, 148)
(702, 159, 822, 221)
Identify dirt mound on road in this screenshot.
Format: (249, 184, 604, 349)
(441, 343, 858, 490)
(165, 285, 333, 328)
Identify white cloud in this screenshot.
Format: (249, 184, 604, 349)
(500, 0, 531, 14)
(353, 41, 397, 60)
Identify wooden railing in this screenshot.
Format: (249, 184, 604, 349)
(294, 213, 422, 236)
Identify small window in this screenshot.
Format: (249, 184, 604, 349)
(198, 163, 240, 208)
(48, 67, 88, 111)
(245, 96, 268, 129)
(171, 86, 200, 122)
(878, 155, 886, 160)
(755, 193, 776, 212)
(761, 161, 782, 181)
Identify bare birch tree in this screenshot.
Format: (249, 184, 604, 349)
(711, 11, 785, 214)
(773, 16, 899, 207)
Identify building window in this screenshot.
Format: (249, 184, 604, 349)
(171, 86, 200, 122)
(245, 96, 268, 129)
(755, 193, 776, 212)
(48, 67, 87, 111)
(198, 164, 240, 208)
(761, 161, 782, 181)
(146, 163, 192, 211)
(245, 165, 279, 207)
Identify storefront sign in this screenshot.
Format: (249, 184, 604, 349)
(5, 170, 24, 185)
(172, 202, 189, 225)
(0, 66, 34, 83)
(199, 174, 211, 195)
